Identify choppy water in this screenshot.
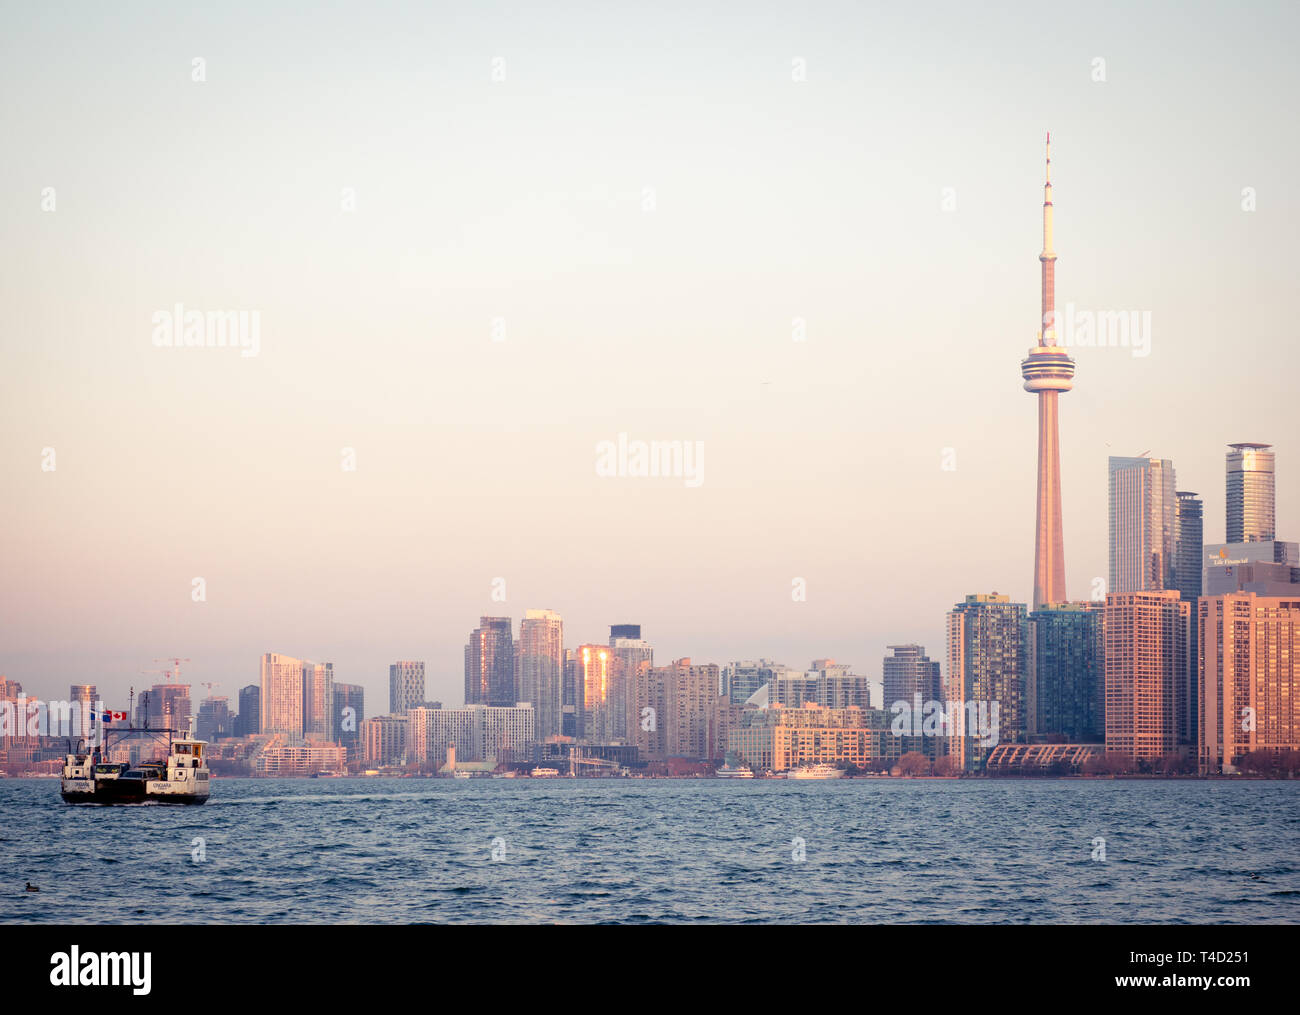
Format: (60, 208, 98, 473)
(1, 778, 1297, 923)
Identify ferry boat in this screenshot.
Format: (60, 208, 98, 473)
(530, 767, 561, 778)
(61, 707, 210, 805)
(715, 762, 755, 779)
(786, 763, 845, 780)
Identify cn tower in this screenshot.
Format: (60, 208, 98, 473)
(1021, 133, 1075, 610)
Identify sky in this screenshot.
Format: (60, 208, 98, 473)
(2, 0, 1297, 712)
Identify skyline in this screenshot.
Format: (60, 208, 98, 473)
(3, 1, 1299, 712)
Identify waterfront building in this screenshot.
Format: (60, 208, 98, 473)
(304, 662, 333, 740)
(516, 609, 564, 741)
(945, 594, 1028, 772)
(1199, 593, 1300, 774)
(1027, 602, 1104, 743)
(1104, 591, 1189, 761)
(361, 714, 408, 767)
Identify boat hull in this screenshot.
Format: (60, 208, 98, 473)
(61, 780, 209, 805)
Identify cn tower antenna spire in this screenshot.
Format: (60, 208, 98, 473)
(1022, 131, 1074, 610)
(1040, 131, 1056, 343)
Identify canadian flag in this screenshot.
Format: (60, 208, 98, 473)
(102, 711, 128, 723)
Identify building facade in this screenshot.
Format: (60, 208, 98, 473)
(1108, 456, 1178, 594)
(388, 661, 426, 715)
(1027, 602, 1104, 743)
(945, 594, 1028, 772)
(1199, 593, 1300, 774)
(516, 609, 564, 741)
(1226, 442, 1275, 544)
(465, 617, 514, 707)
(1104, 591, 1189, 761)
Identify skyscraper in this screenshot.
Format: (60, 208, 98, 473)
(260, 653, 305, 737)
(1226, 442, 1275, 544)
(69, 683, 97, 739)
(576, 644, 615, 742)
(1021, 133, 1075, 610)
(945, 594, 1028, 772)
(1026, 602, 1104, 743)
(1104, 591, 1189, 762)
(1174, 492, 1204, 600)
(1174, 490, 1204, 747)
(388, 661, 425, 715)
(304, 662, 334, 740)
(1108, 456, 1178, 594)
(236, 683, 260, 737)
(516, 609, 564, 741)
(610, 631, 652, 742)
(464, 617, 514, 707)
(333, 682, 364, 760)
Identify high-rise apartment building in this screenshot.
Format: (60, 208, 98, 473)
(663, 659, 721, 760)
(1027, 602, 1104, 743)
(388, 661, 425, 715)
(1104, 591, 1189, 761)
(945, 594, 1027, 772)
(721, 660, 783, 705)
(1108, 456, 1178, 594)
(304, 662, 333, 740)
(610, 631, 652, 743)
(882, 645, 941, 759)
(516, 609, 564, 741)
(136, 683, 192, 732)
(464, 618, 514, 707)
(576, 644, 615, 743)
(1226, 442, 1275, 544)
(260, 653, 306, 737)
(1199, 593, 1300, 774)
(361, 714, 408, 767)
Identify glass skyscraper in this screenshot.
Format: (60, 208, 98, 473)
(1226, 442, 1275, 544)
(1108, 456, 1178, 594)
(464, 617, 514, 707)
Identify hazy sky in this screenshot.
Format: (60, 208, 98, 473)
(3, 0, 1297, 711)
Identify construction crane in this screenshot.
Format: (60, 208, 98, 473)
(199, 682, 221, 697)
(140, 668, 174, 684)
(154, 657, 191, 683)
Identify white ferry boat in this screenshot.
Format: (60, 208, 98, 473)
(715, 763, 755, 779)
(61, 729, 210, 804)
(786, 763, 845, 780)
(530, 767, 561, 778)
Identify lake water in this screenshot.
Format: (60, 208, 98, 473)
(2, 778, 1297, 923)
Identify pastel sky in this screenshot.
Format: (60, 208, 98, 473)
(2, 0, 1297, 711)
